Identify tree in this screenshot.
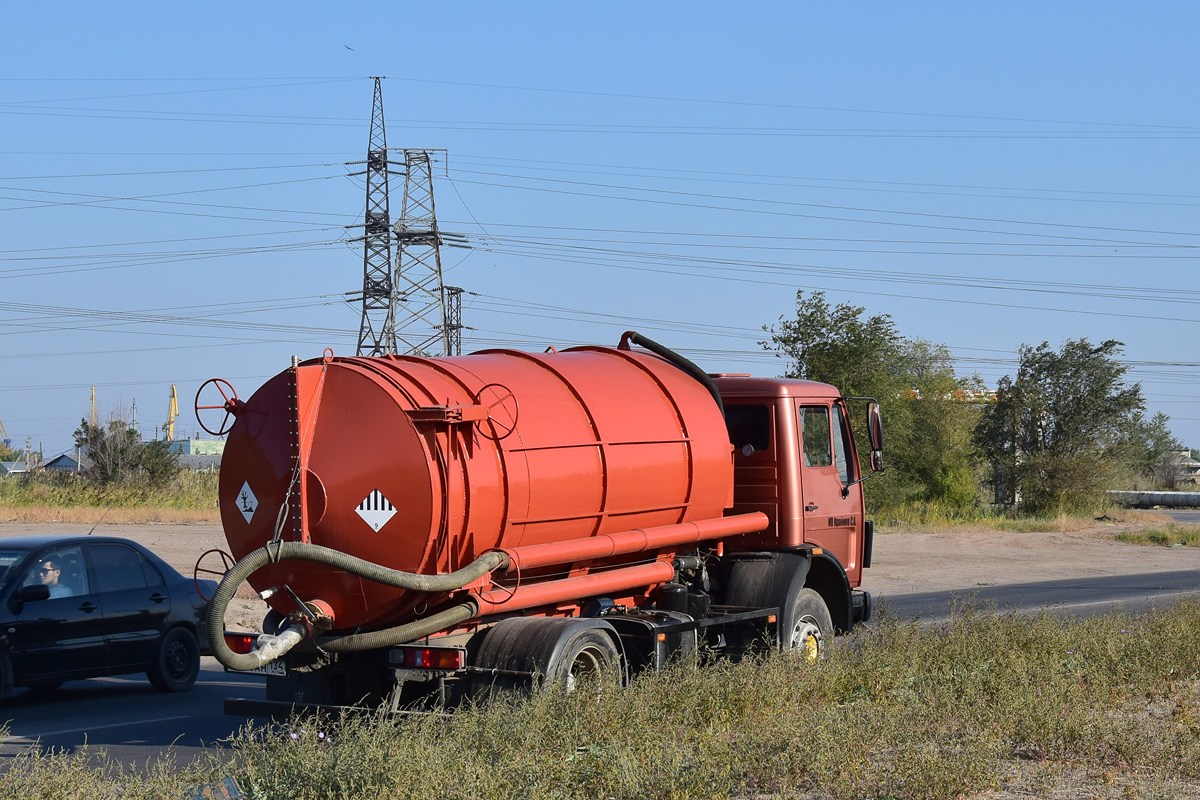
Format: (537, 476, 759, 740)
(974, 338, 1144, 514)
(764, 291, 983, 511)
(1117, 411, 1185, 490)
(73, 418, 144, 485)
(141, 438, 182, 488)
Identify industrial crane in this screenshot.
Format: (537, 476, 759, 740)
(164, 385, 178, 441)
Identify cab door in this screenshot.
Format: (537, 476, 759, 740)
(797, 401, 862, 582)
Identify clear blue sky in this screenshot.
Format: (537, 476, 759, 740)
(3, 3, 1198, 457)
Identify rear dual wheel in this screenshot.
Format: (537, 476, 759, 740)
(545, 629, 621, 692)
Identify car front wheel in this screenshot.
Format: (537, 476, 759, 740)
(147, 627, 200, 693)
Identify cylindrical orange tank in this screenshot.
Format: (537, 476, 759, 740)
(219, 345, 734, 630)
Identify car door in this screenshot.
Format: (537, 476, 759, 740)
(86, 543, 170, 670)
(6, 545, 108, 684)
(797, 401, 861, 576)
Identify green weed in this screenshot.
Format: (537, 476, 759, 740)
(1115, 524, 1200, 548)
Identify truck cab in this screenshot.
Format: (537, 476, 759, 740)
(716, 375, 876, 629)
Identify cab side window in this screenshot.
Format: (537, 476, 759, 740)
(726, 404, 771, 455)
(832, 405, 854, 485)
(800, 407, 832, 468)
(90, 544, 163, 594)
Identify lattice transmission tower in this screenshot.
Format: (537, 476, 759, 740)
(355, 77, 396, 356)
(392, 148, 463, 356)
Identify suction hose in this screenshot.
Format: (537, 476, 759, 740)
(619, 330, 724, 418)
(207, 542, 507, 671)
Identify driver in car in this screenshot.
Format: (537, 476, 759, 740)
(39, 558, 73, 598)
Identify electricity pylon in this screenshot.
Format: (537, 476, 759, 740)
(392, 148, 462, 356)
(355, 77, 396, 356)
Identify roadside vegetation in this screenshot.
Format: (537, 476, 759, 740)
(765, 291, 1192, 518)
(0, 468, 218, 524)
(4, 602, 1200, 799)
(1115, 523, 1200, 548)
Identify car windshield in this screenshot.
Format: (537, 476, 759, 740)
(0, 549, 31, 588)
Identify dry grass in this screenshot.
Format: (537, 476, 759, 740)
(0, 506, 219, 524)
(0, 471, 219, 524)
(6, 602, 1200, 799)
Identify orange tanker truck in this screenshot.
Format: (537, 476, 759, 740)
(199, 332, 882, 712)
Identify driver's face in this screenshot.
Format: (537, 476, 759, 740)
(39, 562, 60, 585)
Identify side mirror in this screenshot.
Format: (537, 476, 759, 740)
(868, 402, 884, 472)
(10, 583, 49, 613)
(20, 584, 50, 603)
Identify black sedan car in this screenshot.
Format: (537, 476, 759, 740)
(0, 535, 217, 696)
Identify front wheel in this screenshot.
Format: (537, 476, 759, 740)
(148, 627, 200, 692)
(783, 588, 833, 662)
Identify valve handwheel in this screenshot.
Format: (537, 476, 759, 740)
(193, 548, 236, 602)
(475, 383, 519, 440)
(195, 378, 240, 436)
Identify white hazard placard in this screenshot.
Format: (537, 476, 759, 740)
(236, 481, 258, 524)
(356, 489, 396, 532)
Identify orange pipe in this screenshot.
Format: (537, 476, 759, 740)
(499, 512, 768, 571)
(474, 561, 675, 616)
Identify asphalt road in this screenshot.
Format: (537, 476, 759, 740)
(876, 568, 1200, 623)
(0, 659, 267, 772)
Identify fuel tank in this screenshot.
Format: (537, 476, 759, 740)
(218, 345, 734, 630)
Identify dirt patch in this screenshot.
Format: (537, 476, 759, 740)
(868, 514, 1200, 599)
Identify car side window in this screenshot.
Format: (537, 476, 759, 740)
(24, 546, 89, 598)
(90, 544, 162, 593)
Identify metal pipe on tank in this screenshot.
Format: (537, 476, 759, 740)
(498, 512, 768, 571)
(473, 561, 676, 617)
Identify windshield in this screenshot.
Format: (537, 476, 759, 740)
(0, 549, 31, 588)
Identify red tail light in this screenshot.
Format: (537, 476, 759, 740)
(389, 646, 466, 670)
(224, 632, 257, 655)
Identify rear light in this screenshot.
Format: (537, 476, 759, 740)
(389, 646, 466, 670)
(224, 632, 257, 655)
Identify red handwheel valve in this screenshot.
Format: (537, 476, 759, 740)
(195, 378, 243, 436)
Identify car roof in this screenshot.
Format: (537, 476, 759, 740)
(0, 534, 149, 551)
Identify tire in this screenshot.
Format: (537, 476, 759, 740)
(470, 618, 622, 701)
(782, 588, 833, 662)
(147, 627, 200, 693)
(545, 629, 621, 693)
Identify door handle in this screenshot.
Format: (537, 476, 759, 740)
(805, 504, 819, 511)
(149, 593, 167, 604)
(78, 602, 98, 613)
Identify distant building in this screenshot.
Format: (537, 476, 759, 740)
(1175, 449, 1200, 486)
(167, 439, 225, 456)
(178, 454, 221, 472)
(42, 453, 82, 472)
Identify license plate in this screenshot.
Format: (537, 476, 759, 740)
(228, 660, 286, 677)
